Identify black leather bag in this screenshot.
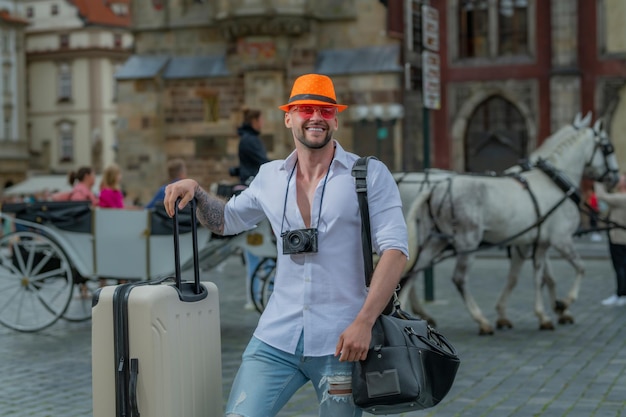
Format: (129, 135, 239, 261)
(351, 157, 460, 415)
(352, 310, 460, 414)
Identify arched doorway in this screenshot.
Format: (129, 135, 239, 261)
(464, 95, 528, 173)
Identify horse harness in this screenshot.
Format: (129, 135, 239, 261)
(420, 159, 582, 265)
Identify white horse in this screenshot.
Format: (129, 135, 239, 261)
(398, 116, 619, 335)
(395, 113, 592, 313)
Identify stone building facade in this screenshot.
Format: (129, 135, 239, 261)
(0, 1, 28, 191)
(420, 0, 626, 173)
(116, 0, 404, 205)
(23, 0, 133, 180)
(117, 0, 626, 205)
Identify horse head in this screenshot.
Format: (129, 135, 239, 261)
(583, 119, 620, 190)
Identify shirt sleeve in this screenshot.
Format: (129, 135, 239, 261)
(366, 159, 409, 258)
(223, 167, 269, 235)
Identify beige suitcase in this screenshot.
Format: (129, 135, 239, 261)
(92, 201, 222, 417)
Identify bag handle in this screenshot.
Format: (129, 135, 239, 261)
(352, 156, 376, 286)
(173, 198, 203, 298)
(352, 157, 396, 315)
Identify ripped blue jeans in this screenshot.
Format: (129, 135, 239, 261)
(225, 333, 362, 417)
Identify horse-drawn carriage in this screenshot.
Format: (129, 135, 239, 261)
(0, 200, 277, 332)
(1, 114, 619, 335)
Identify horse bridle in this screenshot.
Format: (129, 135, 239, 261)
(585, 129, 619, 183)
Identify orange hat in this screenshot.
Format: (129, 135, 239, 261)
(279, 74, 348, 112)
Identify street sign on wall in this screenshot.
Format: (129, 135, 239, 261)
(422, 50, 441, 110)
(421, 4, 440, 109)
(422, 4, 439, 52)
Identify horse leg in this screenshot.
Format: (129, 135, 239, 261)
(451, 254, 494, 335)
(532, 246, 555, 330)
(549, 241, 584, 325)
(495, 246, 527, 330)
(397, 273, 437, 327)
(398, 235, 450, 326)
(540, 258, 559, 315)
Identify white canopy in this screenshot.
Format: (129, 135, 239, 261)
(2, 175, 101, 196)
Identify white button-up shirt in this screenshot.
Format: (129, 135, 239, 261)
(223, 141, 409, 356)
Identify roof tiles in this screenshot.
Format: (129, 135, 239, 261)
(69, 0, 131, 27)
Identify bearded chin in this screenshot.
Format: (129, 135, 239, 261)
(299, 132, 333, 149)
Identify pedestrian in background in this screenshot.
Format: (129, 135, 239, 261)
(98, 164, 125, 208)
(237, 107, 270, 309)
(145, 158, 187, 209)
(595, 173, 626, 306)
(52, 166, 98, 205)
(163, 73, 408, 417)
(237, 107, 269, 185)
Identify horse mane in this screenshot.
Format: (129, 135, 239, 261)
(541, 125, 592, 165)
(527, 112, 591, 160)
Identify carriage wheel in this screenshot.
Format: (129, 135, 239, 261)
(249, 257, 276, 313)
(261, 262, 275, 309)
(0, 231, 74, 332)
(62, 276, 99, 322)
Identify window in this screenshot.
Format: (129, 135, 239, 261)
(114, 34, 122, 48)
(58, 63, 72, 101)
(458, 0, 529, 59)
(2, 33, 10, 53)
(26, 7, 34, 18)
(498, 0, 529, 55)
(459, 0, 489, 58)
(111, 3, 129, 15)
(51, 4, 58, 15)
(203, 95, 219, 122)
(59, 121, 74, 162)
(60, 33, 69, 48)
(3, 105, 12, 140)
(4, 117, 11, 140)
(2, 73, 9, 92)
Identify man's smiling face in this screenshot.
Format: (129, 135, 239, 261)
(285, 105, 338, 150)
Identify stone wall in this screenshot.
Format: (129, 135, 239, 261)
(117, 0, 400, 203)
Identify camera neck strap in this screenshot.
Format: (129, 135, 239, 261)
(280, 155, 334, 236)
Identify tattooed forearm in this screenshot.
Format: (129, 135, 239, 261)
(194, 184, 227, 234)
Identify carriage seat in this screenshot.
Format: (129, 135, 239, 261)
(149, 203, 198, 236)
(1, 201, 93, 233)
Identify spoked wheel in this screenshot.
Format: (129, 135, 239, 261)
(249, 257, 276, 313)
(62, 276, 100, 322)
(261, 262, 275, 309)
(0, 231, 74, 332)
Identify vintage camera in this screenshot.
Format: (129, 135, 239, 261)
(281, 228, 318, 254)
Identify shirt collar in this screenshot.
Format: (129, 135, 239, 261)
(280, 140, 352, 172)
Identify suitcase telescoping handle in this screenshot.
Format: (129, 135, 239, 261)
(172, 197, 206, 300)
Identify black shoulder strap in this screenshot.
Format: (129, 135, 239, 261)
(351, 156, 378, 287)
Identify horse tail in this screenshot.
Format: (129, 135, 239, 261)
(405, 190, 433, 273)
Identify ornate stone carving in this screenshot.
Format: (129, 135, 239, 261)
(216, 16, 310, 39)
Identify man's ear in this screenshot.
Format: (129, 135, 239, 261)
(284, 111, 292, 128)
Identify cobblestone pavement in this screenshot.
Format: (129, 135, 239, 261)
(1, 237, 624, 417)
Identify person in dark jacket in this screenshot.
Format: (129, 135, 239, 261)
(237, 108, 269, 185)
(237, 107, 270, 309)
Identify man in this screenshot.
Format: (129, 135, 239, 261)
(164, 73, 408, 417)
(145, 158, 187, 208)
